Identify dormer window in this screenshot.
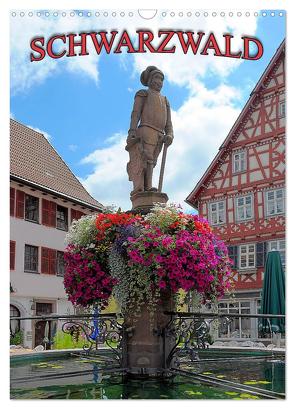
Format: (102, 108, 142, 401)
(233, 150, 246, 173)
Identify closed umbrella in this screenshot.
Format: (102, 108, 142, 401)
(43, 321, 50, 350)
(260, 251, 285, 334)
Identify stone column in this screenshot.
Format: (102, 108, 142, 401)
(123, 291, 175, 377)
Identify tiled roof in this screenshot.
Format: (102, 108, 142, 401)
(10, 119, 103, 210)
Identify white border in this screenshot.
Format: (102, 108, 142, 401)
(1, 0, 293, 407)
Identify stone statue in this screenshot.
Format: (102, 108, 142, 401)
(126, 66, 174, 196)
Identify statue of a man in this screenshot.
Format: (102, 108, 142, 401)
(126, 66, 173, 195)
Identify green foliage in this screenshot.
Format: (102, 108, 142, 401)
(205, 333, 215, 345)
(52, 330, 86, 350)
(10, 330, 23, 345)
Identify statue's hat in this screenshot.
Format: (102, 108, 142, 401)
(140, 66, 164, 86)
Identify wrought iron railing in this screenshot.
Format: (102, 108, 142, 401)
(10, 311, 285, 365)
(162, 312, 285, 367)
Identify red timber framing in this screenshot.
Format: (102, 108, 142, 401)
(186, 40, 285, 292)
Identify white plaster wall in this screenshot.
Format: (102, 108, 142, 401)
(10, 182, 95, 300)
(259, 152, 269, 167)
(249, 154, 258, 170)
(250, 170, 263, 182)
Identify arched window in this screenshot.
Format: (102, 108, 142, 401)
(10, 304, 20, 335)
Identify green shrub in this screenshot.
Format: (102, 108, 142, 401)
(10, 330, 23, 346)
(52, 330, 86, 350)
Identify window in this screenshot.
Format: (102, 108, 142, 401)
(279, 101, 285, 118)
(10, 305, 20, 335)
(268, 240, 285, 266)
(265, 189, 284, 216)
(56, 251, 65, 276)
(24, 245, 38, 273)
(25, 194, 39, 222)
(233, 151, 246, 173)
(209, 201, 226, 225)
(218, 300, 252, 339)
(56, 205, 68, 231)
(36, 302, 53, 316)
(10, 241, 16, 270)
(236, 195, 253, 221)
(239, 244, 256, 269)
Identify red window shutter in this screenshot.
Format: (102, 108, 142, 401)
(15, 190, 25, 218)
(71, 209, 85, 223)
(71, 209, 77, 223)
(49, 249, 57, 275)
(10, 188, 15, 216)
(42, 200, 56, 227)
(10, 241, 16, 270)
(42, 199, 50, 226)
(41, 247, 49, 274)
(49, 202, 57, 227)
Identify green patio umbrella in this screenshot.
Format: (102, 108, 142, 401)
(260, 251, 285, 334)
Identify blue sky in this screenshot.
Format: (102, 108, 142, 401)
(10, 10, 285, 211)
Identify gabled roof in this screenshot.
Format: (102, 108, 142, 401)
(186, 39, 285, 209)
(10, 119, 104, 210)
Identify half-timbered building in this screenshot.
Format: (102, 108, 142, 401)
(186, 41, 285, 340)
(10, 119, 104, 348)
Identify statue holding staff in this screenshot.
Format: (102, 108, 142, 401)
(126, 66, 174, 196)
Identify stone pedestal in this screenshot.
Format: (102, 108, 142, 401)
(123, 291, 175, 377)
(130, 191, 168, 214)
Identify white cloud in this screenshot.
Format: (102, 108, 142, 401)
(10, 11, 259, 211)
(80, 132, 131, 209)
(10, 12, 105, 93)
(10, 11, 258, 93)
(131, 12, 258, 89)
(68, 144, 78, 151)
(27, 124, 52, 141)
(80, 83, 241, 211)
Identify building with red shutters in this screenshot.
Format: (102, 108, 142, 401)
(186, 41, 285, 340)
(10, 119, 103, 348)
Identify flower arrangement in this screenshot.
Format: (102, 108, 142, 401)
(64, 204, 233, 313)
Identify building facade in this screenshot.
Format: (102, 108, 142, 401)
(10, 119, 103, 348)
(186, 41, 285, 340)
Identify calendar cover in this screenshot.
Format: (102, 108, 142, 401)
(10, 9, 286, 400)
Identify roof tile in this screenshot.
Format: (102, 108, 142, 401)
(10, 119, 103, 209)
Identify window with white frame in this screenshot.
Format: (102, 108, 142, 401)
(279, 101, 285, 118)
(236, 195, 253, 221)
(233, 150, 246, 173)
(209, 201, 226, 225)
(239, 243, 256, 269)
(265, 189, 284, 216)
(218, 300, 253, 339)
(268, 240, 285, 266)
